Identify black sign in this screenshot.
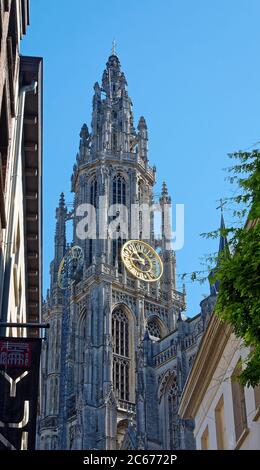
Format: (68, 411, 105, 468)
(0, 337, 41, 450)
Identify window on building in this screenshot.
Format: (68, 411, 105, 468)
(147, 318, 162, 339)
(112, 307, 130, 402)
(89, 178, 97, 264)
(231, 362, 248, 442)
(168, 378, 178, 449)
(113, 175, 126, 205)
(90, 178, 97, 208)
(201, 425, 209, 450)
(112, 133, 117, 152)
(215, 395, 227, 449)
(112, 175, 126, 271)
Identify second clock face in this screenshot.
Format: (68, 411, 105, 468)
(121, 240, 163, 282)
(58, 245, 83, 289)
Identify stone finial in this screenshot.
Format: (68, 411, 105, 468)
(80, 123, 89, 140)
(162, 181, 168, 197)
(137, 116, 147, 131)
(111, 39, 117, 56)
(59, 192, 65, 208)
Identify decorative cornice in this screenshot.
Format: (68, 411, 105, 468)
(178, 313, 233, 419)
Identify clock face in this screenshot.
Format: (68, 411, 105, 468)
(58, 245, 83, 290)
(121, 240, 163, 282)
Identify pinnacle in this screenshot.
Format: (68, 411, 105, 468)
(59, 192, 65, 208)
(162, 181, 168, 196)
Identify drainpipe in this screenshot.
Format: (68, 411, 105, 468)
(0, 81, 38, 337)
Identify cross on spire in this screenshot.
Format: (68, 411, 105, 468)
(216, 198, 226, 214)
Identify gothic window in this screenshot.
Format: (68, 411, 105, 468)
(112, 308, 130, 402)
(112, 175, 126, 271)
(113, 175, 126, 205)
(147, 318, 162, 339)
(138, 180, 143, 203)
(112, 133, 117, 152)
(168, 379, 179, 449)
(77, 310, 87, 388)
(89, 178, 97, 264)
(90, 177, 98, 208)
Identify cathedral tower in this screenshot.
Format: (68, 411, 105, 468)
(39, 50, 213, 450)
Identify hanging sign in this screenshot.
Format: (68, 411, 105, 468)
(0, 337, 41, 450)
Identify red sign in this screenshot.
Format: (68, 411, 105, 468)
(0, 337, 41, 450)
(0, 340, 32, 368)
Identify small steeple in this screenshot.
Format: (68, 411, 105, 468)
(216, 198, 229, 259)
(137, 116, 147, 131)
(218, 212, 228, 257)
(137, 116, 148, 161)
(160, 181, 171, 204)
(54, 192, 67, 274)
(91, 49, 134, 156)
(209, 211, 229, 295)
(111, 39, 117, 57)
(80, 123, 89, 141)
(59, 192, 65, 209)
(162, 181, 168, 197)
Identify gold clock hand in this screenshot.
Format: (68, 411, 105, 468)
(131, 257, 145, 265)
(133, 249, 144, 262)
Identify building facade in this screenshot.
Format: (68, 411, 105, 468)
(0, 0, 42, 337)
(179, 312, 260, 450)
(39, 52, 216, 450)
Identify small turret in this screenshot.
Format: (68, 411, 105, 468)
(138, 116, 148, 162)
(54, 192, 67, 274)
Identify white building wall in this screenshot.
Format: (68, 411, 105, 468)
(194, 333, 260, 450)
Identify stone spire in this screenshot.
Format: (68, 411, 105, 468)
(209, 212, 229, 295)
(218, 212, 229, 258)
(159, 181, 177, 316)
(54, 192, 67, 272)
(137, 116, 148, 162)
(90, 51, 136, 156)
(101, 53, 127, 100)
(160, 181, 171, 204)
(160, 181, 172, 251)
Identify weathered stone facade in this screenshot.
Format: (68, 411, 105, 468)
(39, 52, 215, 450)
(0, 1, 42, 336)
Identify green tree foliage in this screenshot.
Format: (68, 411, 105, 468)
(212, 150, 260, 387)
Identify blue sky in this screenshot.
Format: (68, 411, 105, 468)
(22, 0, 260, 316)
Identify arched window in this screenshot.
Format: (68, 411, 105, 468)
(112, 175, 126, 271)
(147, 318, 162, 339)
(90, 178, 98, 208)
(113, 175, 126, 205)
(112, 308, 130, 402)
(159, 372, 179, 450)
(168, 380, 179, 449)
(89, 178, 97, 264)
(112, 133, 117, 152)
(77, 310, 87, 388)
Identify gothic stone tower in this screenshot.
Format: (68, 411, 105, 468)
(39, 52, 215, 450)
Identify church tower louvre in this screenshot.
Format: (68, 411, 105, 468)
(39, 49, 213, 451)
